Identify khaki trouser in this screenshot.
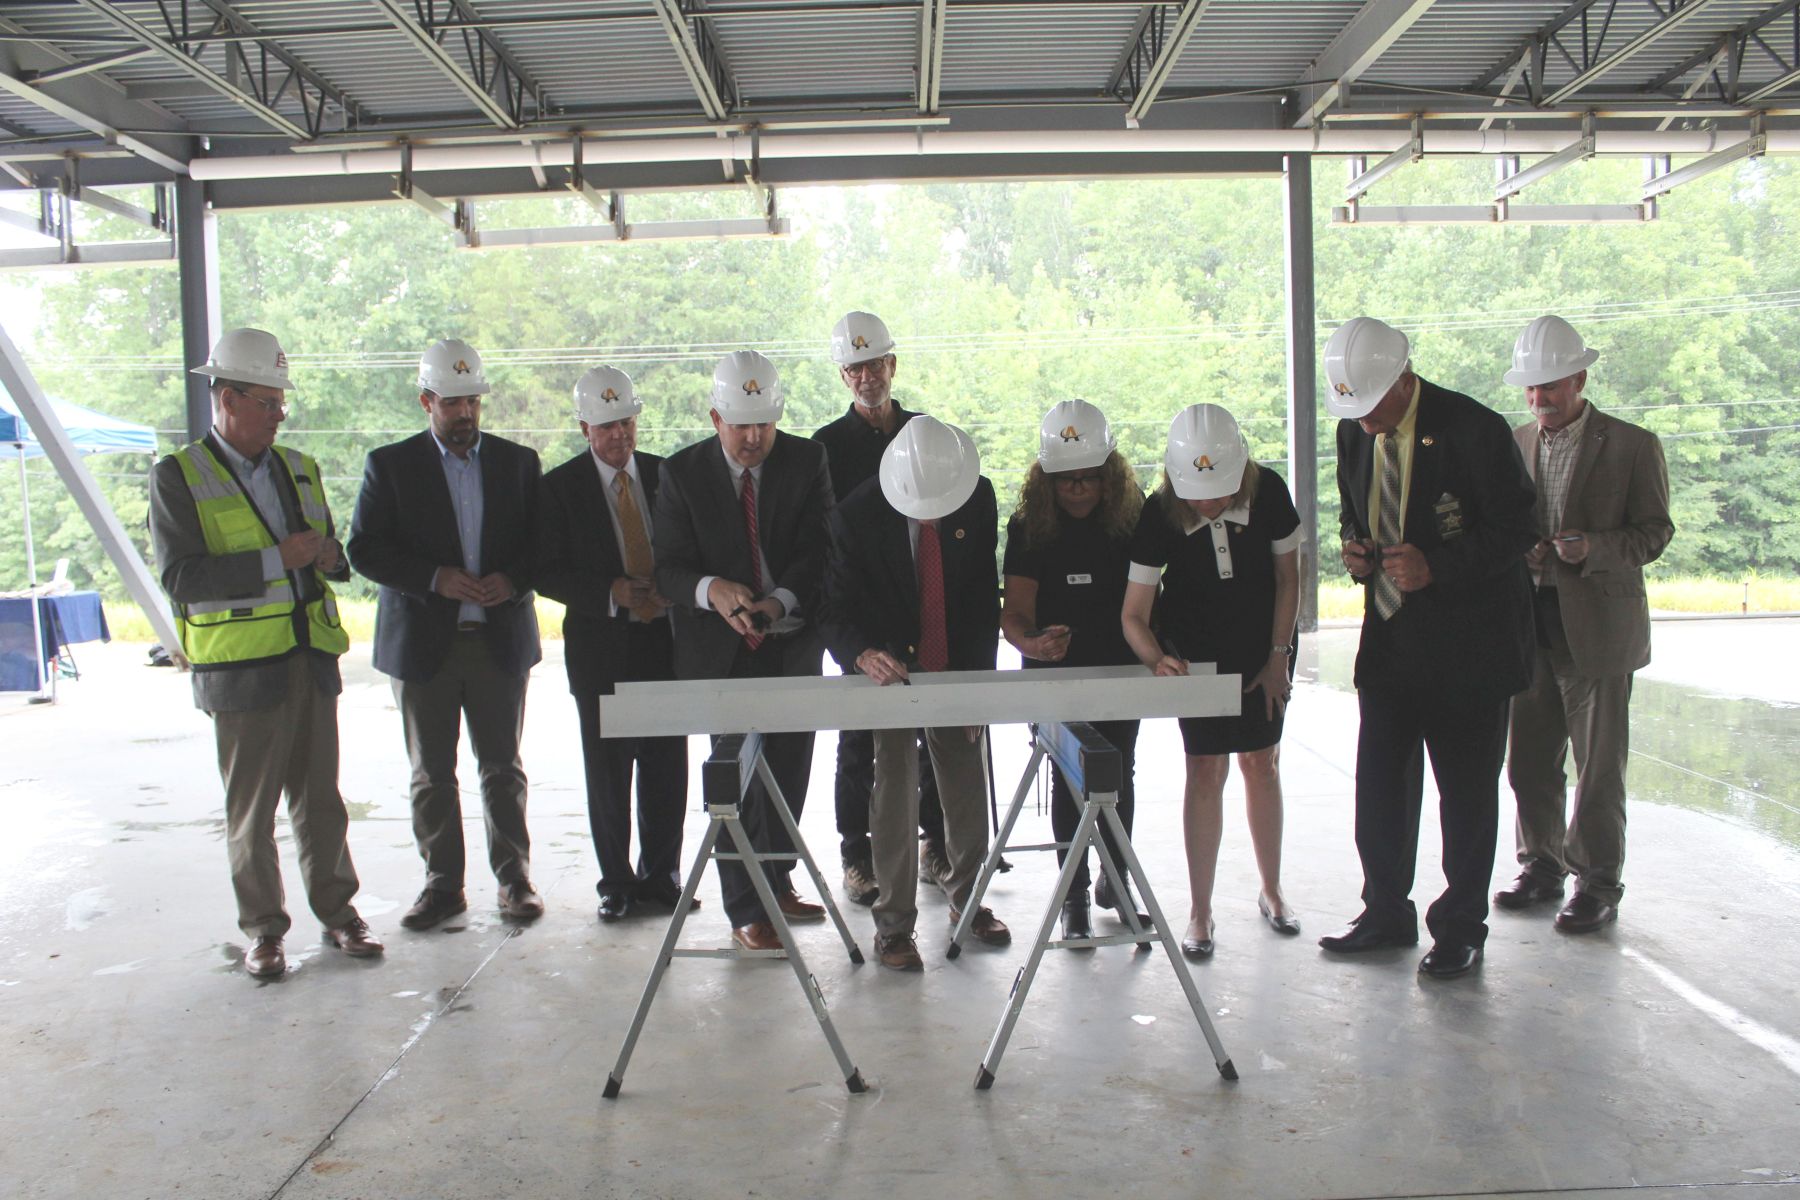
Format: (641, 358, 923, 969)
(214, 653, 361, 939)
(1507, 607, 1635, 907)
(870, 725, 990, 938)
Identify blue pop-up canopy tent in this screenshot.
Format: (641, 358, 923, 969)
(1, 388, 157, 586)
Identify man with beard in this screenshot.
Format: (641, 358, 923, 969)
(348, 338, 545, 931)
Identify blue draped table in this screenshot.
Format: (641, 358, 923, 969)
(0, 591, 110, 691)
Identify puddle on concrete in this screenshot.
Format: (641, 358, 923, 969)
(1307, 627, 1800, 852)
(65, 887, 109, 931)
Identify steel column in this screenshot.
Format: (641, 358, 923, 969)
(175, 176, 218, 443)
(1283, 154, 1319, 634)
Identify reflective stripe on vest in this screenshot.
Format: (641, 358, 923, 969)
(172, 440, 349, 668)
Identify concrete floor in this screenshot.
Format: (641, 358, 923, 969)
(2, 622, 1798, 1200)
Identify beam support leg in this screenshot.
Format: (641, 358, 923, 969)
(176, 176, 219, 443)
(1283, 153, 1319, 634)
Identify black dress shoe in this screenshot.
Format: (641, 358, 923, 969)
(1061, 896, 1093, 941)
(597, 891, 631, 922)
(1493, 871, 1565, 911)
(1554, 893, 1618, 934)
(1094, 872, 1150, 926)
(1418, 942, 1483, 979)
(1318, 918, 1418, 954)
(1181, 921, 1215, 959)
(400, 888, 467, 931)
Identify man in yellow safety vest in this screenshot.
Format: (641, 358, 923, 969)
(149, 327, 383, 981)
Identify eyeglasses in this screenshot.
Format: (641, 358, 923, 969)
(230, 387, 289, 417)
(841, 359, 890, 379)
(1052, 472, 1103, 490)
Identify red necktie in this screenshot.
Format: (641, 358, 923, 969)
(916, 520, 948, 672)
(741, 470, 764, 651)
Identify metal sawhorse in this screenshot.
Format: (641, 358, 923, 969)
(953, 719, 1237, 1089)
(603, 731, 867, 1098)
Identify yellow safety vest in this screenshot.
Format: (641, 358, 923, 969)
(172, 439, 348, 669)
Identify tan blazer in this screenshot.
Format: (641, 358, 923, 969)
(1515, 404, 1673, 677)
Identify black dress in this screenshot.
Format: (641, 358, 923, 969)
(1127, 471, 1301, 755)
(1003, 506, 1140, 895)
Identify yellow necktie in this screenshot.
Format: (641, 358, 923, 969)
(613, 472, 659, 622)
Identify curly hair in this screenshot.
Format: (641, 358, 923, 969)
(1158, 459, 1264, 533)
(1012, 449, 1144, 550)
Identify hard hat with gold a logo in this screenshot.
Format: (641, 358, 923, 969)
(829, 311, 895, 367)
(1165, 404, 1248, 500)
(1037, 398, 1116, 474)
(1322, 317, 1409, 419)
(711, 350, 784, 424)
(574, 365, 642, 424)
(418, 338, 492, 397)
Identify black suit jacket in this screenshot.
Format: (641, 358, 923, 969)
(535, 450, 671, 697)
(821, 475, 1000, 675)
(1336, 377, 1536, 698)
(347, 430, 543, 684)
(652, 430, 834, 682)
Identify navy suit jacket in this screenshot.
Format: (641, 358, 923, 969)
(821, 475, 1000, 675)
(348, 429, 542, 684)
(535, 449, 671, 697)
(652, 430, 833, 682)
(1336, 377, 1536, 698)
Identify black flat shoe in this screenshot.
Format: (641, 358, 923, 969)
(1258, 893, 1301, 936)
(1181, 921, 1215, 959)
(597, 891, 631, 922)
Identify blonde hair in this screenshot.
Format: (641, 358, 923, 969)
(1158, 459, 1263, 533)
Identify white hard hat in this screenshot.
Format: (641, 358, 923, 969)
(574, 366, 642, 424)
(191, 327, 291, 391)
(1038, 398, 1116, 473)
(1503, 315, 1598, 387)
(1324, 317, 1411, 419)
(418, 338, 491, 397)
(880, 415, 980, 522)
(1165, 404, 1248, 502)
(711, 350, 784, 424)
(830, 311, 895, 366)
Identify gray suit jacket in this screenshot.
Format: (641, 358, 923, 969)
(148, 438, 349, 713)
(1514, 404, 1673, 676)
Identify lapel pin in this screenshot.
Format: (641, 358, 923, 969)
(1420, 436, 1434, 446)
(954, 528, 966, 539)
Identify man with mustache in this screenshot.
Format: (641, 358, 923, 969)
(1497, 316, 1673, 934)
(349, 338, 545, 931)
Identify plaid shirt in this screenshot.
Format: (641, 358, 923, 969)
(1532, 403, 1592, 587)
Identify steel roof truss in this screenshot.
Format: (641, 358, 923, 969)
(1118, 0, 1213, 127)
(0, 64, 187, 174)
(917, 0, 948, 114)
(370, 0, 546, 130)
(1644, 0, 1798, 95)
(1291, 0, 1438, 129)
(1545, 0, 1725, 104)
(649, 0, 737, 122)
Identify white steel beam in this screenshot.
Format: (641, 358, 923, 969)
(1292, 0, 1438, 129)
(1546, 0, 1725, 104)
(1333, 202, 1650, 224)
(1641, 125, 1766, 198)
(1343, 119, 1422, 201)
(1494, 114, 1594, 200)
(0, 322, 181, 654)
(917, 0, 949, 114)
(600, 665, 1242, 739)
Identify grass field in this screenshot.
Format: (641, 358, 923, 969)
(94, 577, 1799, 644)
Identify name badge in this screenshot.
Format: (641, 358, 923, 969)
(1066, 573, 1092, 585)
(1433, 493, 1466, 540)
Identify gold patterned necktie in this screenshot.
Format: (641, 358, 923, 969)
(1373, 433, 1404, 621)
(612, 471, 659, 621)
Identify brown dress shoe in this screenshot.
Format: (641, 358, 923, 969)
(950, 905, 1011, 946)
(498, 880, 545, 921)
(918, 840, 953, 891)
(244, 936, 285, 979)
(1494, 871, 1564, 911)
(323, 917, 384, 958)
(400, 888, 467, 931)
(732, 921, 784, 951)
(776, 888, 826, 922)
(874, 932, 924, 971)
